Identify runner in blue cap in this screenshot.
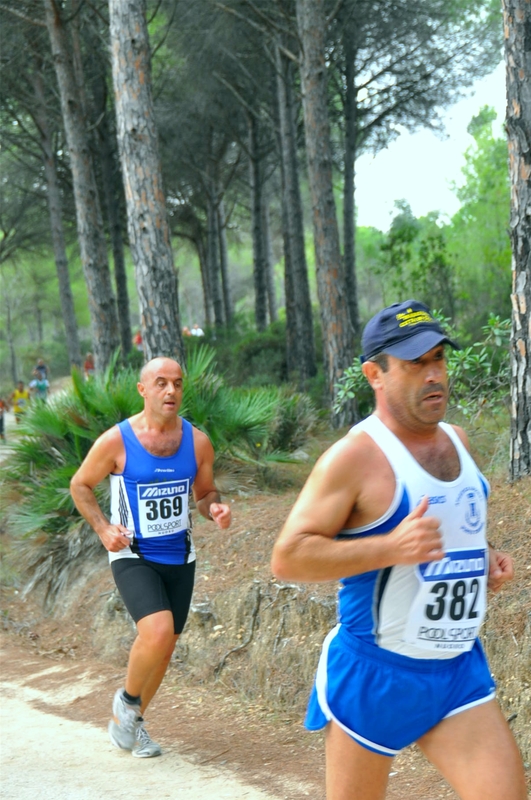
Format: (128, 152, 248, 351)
(272, 300, 526, 800)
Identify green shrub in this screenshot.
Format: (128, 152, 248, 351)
(204, 319, 289, 387)
(333, 315, 510, 419)
(268, 387, 319, 452)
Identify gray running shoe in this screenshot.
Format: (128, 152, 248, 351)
(108, 688, 142, 751)
(132, 723, 162, 758)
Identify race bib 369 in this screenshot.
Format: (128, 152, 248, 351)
(137, 479, 190, 538)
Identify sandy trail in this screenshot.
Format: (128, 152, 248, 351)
(0, 665, 282, 800)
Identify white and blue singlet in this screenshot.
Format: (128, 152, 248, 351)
(305, 414, 496, 755)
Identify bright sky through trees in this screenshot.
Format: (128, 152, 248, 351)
(355, 61, 506, 231)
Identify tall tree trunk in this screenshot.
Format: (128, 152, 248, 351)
(195, 234, 213, 327)
(217, 199, 234, 324)
(44, 0, 119, 372)
(207, 190, 224, 327)
(275, 44, 316, 383)
(503, 0, 531, 479)
(86, 31, 133, 360)
(109, 0, 184, 363)
(343, 29, 360, 337)
(249, 114, 268, 332)
(296, 0, 356, 426)
(6, 301, 17, 384)
(30, 63, 82, 368)
(263, 195, 278, 324)
(280, 169, 298, 377)
(36, 302, 44, 345)
(96, 112, 132, 359)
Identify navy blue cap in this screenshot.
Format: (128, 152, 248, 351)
(360, 300, 459, 363)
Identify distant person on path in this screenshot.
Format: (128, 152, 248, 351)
(34, 358, 49, 381)
(271, 300, 526, 800)
(182, 326, 192, 337)
(70, 357, 231, 758)
(191, 323, 204, 337)
(30, 372, 50, 402)
(133, 330, 143, 351)
(0, 396, 8, 442)
(83, 353, 95, 380)
(10, 382, 30, 423)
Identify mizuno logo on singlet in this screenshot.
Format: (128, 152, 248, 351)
(140, 484, 186, 498)
(154, 469, 175, 473)
(420, 549, 486, 581)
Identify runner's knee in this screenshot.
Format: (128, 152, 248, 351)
(137, 614, 176, 651)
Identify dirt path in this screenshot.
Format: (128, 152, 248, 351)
(0, 644, 291, 800)
(0, 635, 467, 800)
(0, 697, 280, 800)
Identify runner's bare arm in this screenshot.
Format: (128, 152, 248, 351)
(70, 427, 131, 552)
(192, 428, 231, 529)
(271, 435, 444, 583)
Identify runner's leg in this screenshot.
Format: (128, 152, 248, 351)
(137, 630, 179, 714)
(417, 699, 527, 800)
(325, 721, 393, 800)
(124, 610, 176, 707)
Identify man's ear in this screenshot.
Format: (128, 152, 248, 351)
(137, 381, 146, 398)
(362, 360, 383, 390)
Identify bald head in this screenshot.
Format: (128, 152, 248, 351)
(137, 357, 184, 419)
(139, 357, 182, 385)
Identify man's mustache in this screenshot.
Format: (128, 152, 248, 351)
(420, 384, 447, 399)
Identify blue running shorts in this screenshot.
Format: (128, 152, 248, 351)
(305, 624, 496, 756)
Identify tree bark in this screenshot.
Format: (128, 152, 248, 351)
(262, 194, 278, 324)
(207, 188, 224, 327)
(43, 0, 119, 372)
(88, 45, 133, 360)
(30, 62, 82, 368)
(503, 0, 531, 479)
(109, 0, 184, 363)
(217, 198, 234, 325)
(342, 27, 360, 337)
(195, 233, 213, 327)
(96, 112, 132, 359)
(6, 301, 17, 384)
(296, 0, 356, 425)
(275, 44, 316, 383)
(280, 169, 298, 377)
(249, 114, 269, 332)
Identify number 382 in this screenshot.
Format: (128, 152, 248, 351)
(425, 579, 480, 622)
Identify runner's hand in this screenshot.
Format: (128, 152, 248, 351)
(97, 523, 132, 552)
(487, 548, 514, 593)
(209, 502, 231, 529)
(387, 496, 444, 565)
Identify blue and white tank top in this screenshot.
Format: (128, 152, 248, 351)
(109, 418, 197, 565)
(337, 415, 489, 660)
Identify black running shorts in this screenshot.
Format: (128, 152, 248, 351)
(111, 558, 196, 634)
